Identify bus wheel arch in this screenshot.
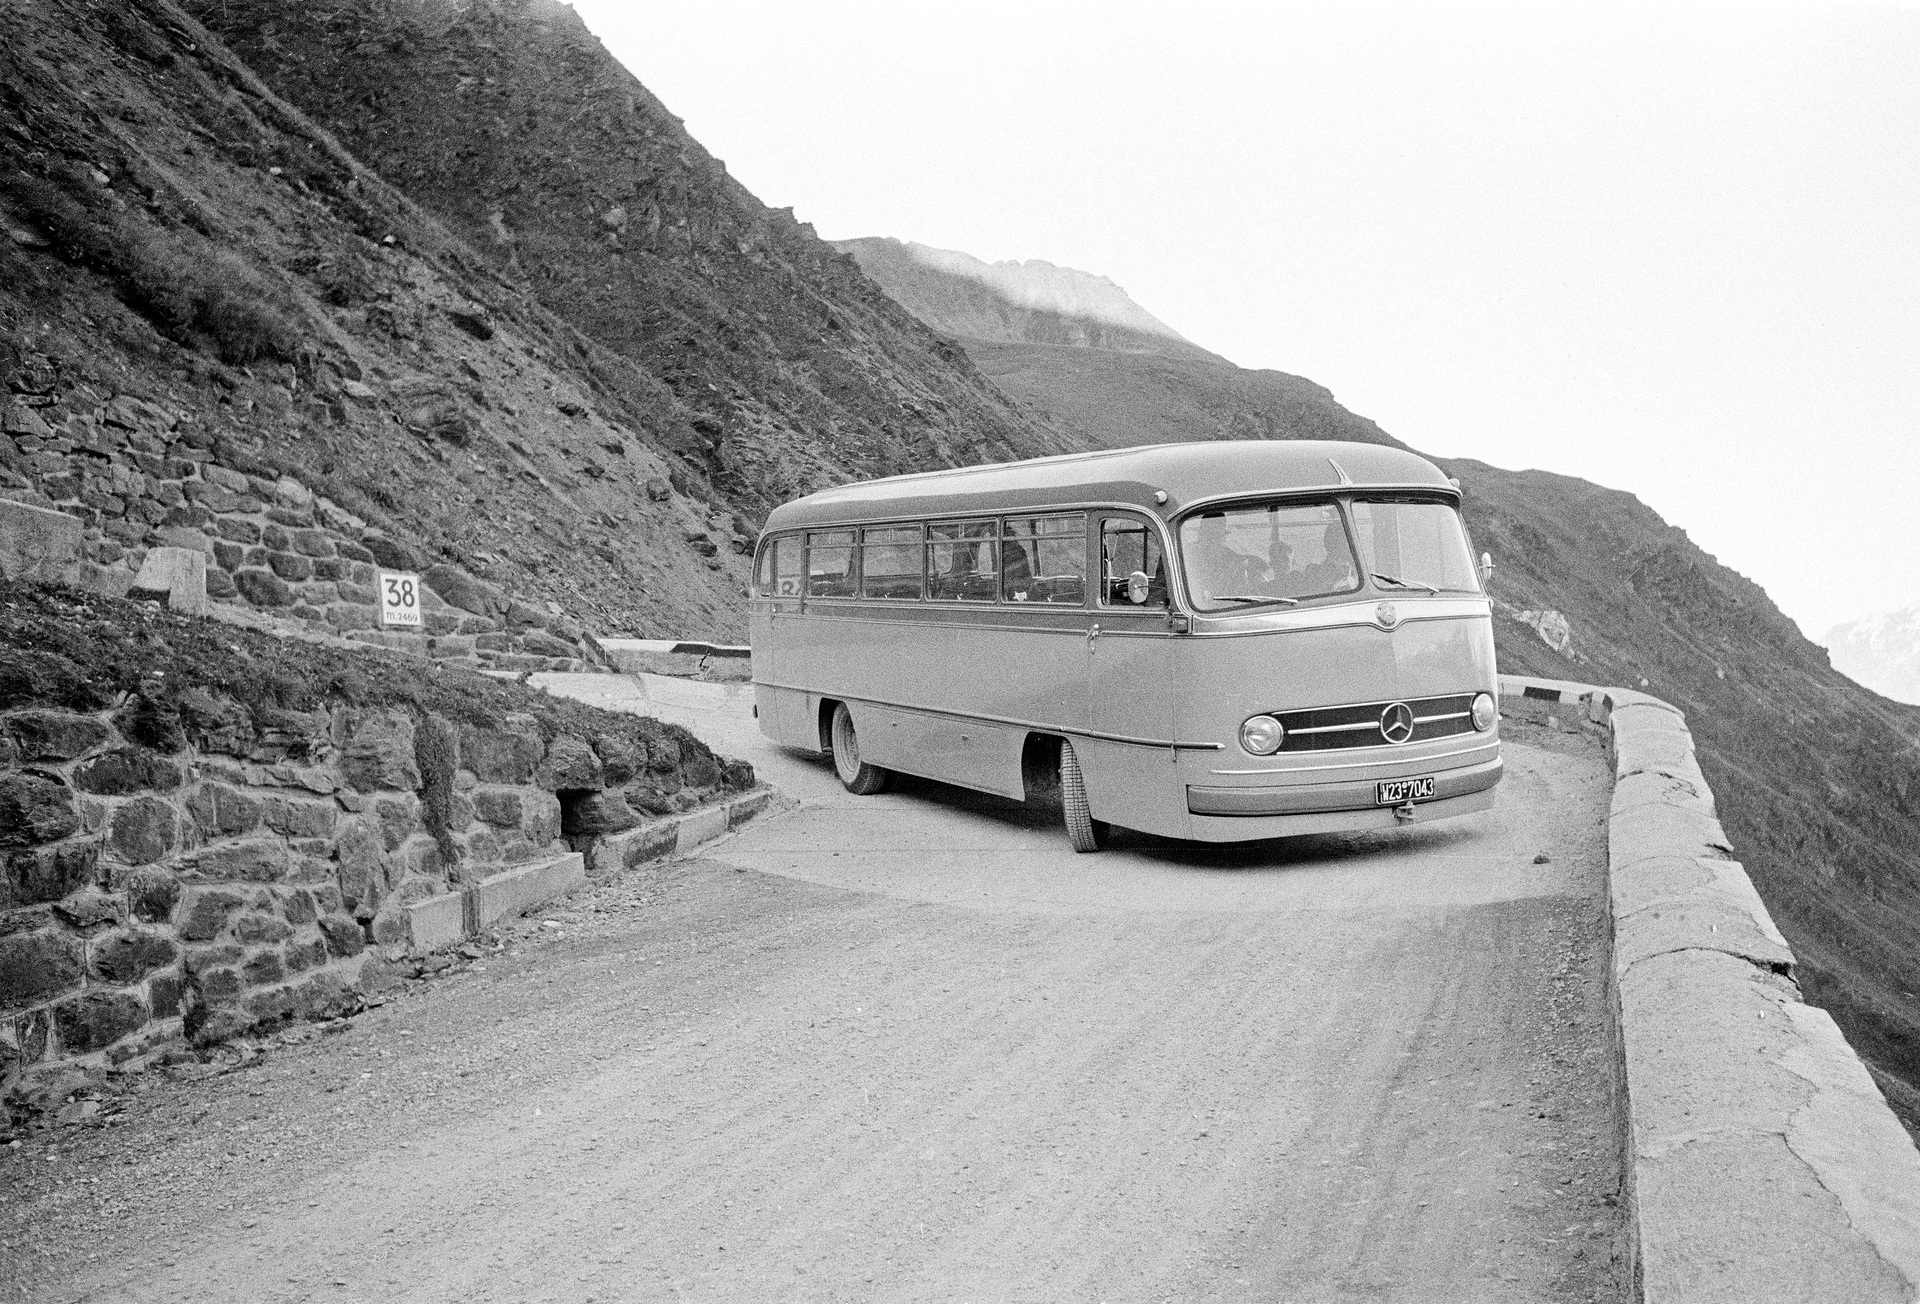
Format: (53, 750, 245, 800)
(826, 700, 891, 795)
(1022, 732, 1107, 853)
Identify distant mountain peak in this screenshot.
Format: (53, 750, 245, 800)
(1825, 606, 1920, 704)
(835, 236, 1225, 365)
(895, 241, 1190, 343)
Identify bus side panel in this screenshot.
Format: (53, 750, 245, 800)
(1075, 737, 1192, 839)
(856, 703, 1027, 800)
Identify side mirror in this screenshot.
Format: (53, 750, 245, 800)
(1126, 570, 1151, 604)
(1479, 552, 1495, 585)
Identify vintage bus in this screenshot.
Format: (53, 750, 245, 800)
(749, 441, 1501, 851)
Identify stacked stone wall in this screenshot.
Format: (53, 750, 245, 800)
(0, 581, 753, 1091)
(2, 360, 606, 674)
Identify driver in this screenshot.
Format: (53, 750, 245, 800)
(1190, 513, 1258, 598)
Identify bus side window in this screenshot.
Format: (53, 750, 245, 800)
(860, 525, 924, 600)
(806, 530, 857, 598)
(1100, 518, 1167, 607)
(1004, 513, 1086, 604)
(928, 520, 998, 601)
(754, 537, 776, 596)
(773, 534, 803, 597)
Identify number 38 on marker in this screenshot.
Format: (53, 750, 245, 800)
(378, 570, 423, 628)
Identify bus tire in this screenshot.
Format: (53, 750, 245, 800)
(1059, 739, 1108, 853)
(829, 702, 892, 795)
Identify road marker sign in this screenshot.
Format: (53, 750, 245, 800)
(378, 570, 423, 628)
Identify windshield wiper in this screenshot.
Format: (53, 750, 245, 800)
(1210, 595, 1299, 606)
(1371, 572, 1437, 594)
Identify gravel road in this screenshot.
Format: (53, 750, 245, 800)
(1, 682, 1626, 1303)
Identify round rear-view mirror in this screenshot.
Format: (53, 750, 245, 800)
(1127, 570, 1151, 604)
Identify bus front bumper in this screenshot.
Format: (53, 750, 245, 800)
(1186, 754, 1504, 818)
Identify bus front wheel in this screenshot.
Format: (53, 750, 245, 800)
(829, 703, 892, 796)
(1059, 739, 1108, 853)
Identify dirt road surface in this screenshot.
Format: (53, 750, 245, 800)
(2, 677, 1626, 1303)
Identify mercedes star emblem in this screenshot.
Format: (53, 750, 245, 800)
(1380, 701, 1415, 744)
(1375, 601, 1400, 629)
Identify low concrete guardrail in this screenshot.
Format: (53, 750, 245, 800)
(1500, 674, 1920, 1303)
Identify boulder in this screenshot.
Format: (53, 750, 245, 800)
(421, 563, 502, 617)
(471, 789, 524, 828)
(5, 710, 112, 762)
(0, 772, 79, 849)
(459, 722, 542, 785)
(53, 888, 123, 929)
(362, 535, 423, 572)
(176, 888, 245, 942)
(233, 568, 294, 607)
(124, 866, 182, 924)
(71, 747, 185, 795)
(88, 928, 177, 984)
(0, 927, 83, 1010)
(562, 790, 639, 837)
(8, 838, 100, 905)
(107, 796, 179, 865)
(54, 989, 149, 1052)
(540, 734, 603, 790)
(341, 710, 421, 793)
(186, 783, 263, 837)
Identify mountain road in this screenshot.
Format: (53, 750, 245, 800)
(2, 676, 1627, 1304)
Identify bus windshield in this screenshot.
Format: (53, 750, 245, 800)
(1178, 500, 1360, 610)
(1348, 499, 1480, 594)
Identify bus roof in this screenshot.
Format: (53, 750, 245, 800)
(763, 440, 1455, 532)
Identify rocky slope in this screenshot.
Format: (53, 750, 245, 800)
(850, 234, 1920, 1128)
(185, 0, 1071, 529)
(1826, 608, 1920, 706)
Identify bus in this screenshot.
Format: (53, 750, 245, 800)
(749, 441, 1501, 851)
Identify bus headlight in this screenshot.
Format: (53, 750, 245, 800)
(1471, 693, 1497, 731)
(1240, 715, 1284, 755)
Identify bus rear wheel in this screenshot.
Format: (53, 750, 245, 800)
(1059, 739, 1108, 853)
(829, 703, 892, 795)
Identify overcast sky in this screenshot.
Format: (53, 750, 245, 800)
(572, 1, 1919, 641)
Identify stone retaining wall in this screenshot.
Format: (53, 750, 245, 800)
(2, 366, 609, 675)
(0, 581, 758, 1094)
(1500, 674, 1920, 1302)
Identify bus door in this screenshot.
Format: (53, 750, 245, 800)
(1088, 513, 1174, 746)
(754, 532, 809, 745)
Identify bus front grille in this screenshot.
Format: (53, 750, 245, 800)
(1273, 693, 1479, 751)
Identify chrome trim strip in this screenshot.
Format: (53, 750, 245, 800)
(1274, 689, 1488, 715)
(1189, 597, 1490, 637)
(1414, 711, 1470, 723)
(1207, 737, 1500, 775)
(751, 680, 1224, 750)
(1290, 720, 1380, 736)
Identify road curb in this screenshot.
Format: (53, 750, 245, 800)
(1498, 674, 1920, 1301)
(402, 789, 781, 950)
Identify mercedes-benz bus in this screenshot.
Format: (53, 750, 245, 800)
(748, 441, 1501, 851)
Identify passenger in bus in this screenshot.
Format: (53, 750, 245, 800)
(1189, 513, 1260, 598)
(1298, 522, 1357, 593)
(1003, 539, 1034, 600)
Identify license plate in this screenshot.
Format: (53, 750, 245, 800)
(1376, 776, 1436, 805)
